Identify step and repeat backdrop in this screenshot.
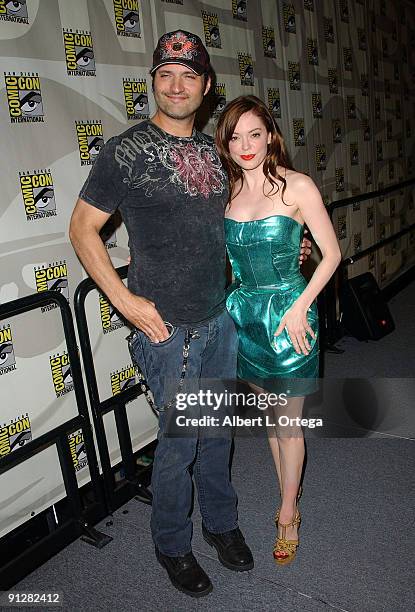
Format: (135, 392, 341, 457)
(1, 0, 415, 536)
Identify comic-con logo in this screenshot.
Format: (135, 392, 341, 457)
(312, 93, 322, 119)
(390, 197, 396, 218)
(343, 47, 352, 71)
(361, 73, 368, 96)
(364, 163, 371, 187)
(394, 62, 399, 81)
(99, 294, 124, 334)
(262, 27, 276, 58)
(328, 68, 338, 94)
(238, 53, 254, 86)
(0, 324, 16, 376)
(76, 121, 104, 166)
(268, 88, 281, 118)
(0, 414, 32, 457)
(50, 352, 73, 397)
(391, 238, 399, 257)
(232, 0, 247, 21)
(332, 119, 342, 143)
(395, 100, 401, 120)
(337, 214, 347, 240)
(68, 430, 88, 471)
(213, 83, 226, 117)
(324, 17, 335, 43)
(354, 232, 362, 254)
(358, 28, 367, 51)
(376, 141, 383, 161)
(375, 97, 381, 120)
(289, 62, 300, 90)
(63, 29, 95, 76)
(202, 11, 221, 48)
(5, 72, 44, 123)
(35, 261, 69, 312)
(315, 145, 326, 171)
(372, 55, 378, 77)
(113, 0, 140, 37)
(382, 36, 388, 58)
(350, 143, 359, 166)
(19, 170, 56, 221)
(367, 205, 374, 228)
(283, 4, 296, 33)
(123, 78, 149, 120)
(336, 168, 345, 192)
(111, 365, 136, 395)
(307, 39, 318, 65)
(0, 0, 28, 23)
(340, 0, 349, 22)
(347, 96, 356, 119)
(293, 119, 305, 147)
(363, 121, 371, 141)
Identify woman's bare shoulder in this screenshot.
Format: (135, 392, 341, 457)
(281, 170, 319, 196)
(281, 169, 313, 186)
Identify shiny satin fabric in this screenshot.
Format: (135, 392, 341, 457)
(225, 215, 319, 396)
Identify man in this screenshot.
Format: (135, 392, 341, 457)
(70, 30, 311, 597)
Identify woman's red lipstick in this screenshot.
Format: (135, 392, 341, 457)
(241, 154, 255, 160)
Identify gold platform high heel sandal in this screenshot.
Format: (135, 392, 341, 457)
(273, 509, 301, 565)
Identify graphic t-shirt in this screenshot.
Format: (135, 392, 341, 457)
(79, 120, 228, 325)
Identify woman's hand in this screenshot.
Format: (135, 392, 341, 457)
(274, 302, 316, 355)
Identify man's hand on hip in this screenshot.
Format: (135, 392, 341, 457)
(120, 293, 170, 343)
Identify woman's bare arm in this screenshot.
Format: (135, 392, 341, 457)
(274, 174, 341, 354)
(292, 174, 341, 309)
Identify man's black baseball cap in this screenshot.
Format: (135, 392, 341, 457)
(150, 30, 211, 76)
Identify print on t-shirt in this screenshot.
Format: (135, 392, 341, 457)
(114, 124, 226, 199)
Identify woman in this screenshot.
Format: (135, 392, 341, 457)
(215, 95, 341, 564)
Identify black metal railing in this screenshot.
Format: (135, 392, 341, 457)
(0, 291, 109, 589)
(323, 177, 415, 346)
(74, 266, 153, 514)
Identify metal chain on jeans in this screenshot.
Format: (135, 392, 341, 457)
(127, 328, 197, 415)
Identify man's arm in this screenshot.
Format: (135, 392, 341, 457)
(69, 198, 169, 342)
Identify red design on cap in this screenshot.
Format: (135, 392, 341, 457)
(161, 32, 197, 60)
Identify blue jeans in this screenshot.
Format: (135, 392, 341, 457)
(129, 309, 239, 556)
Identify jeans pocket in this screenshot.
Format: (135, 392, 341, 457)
(126, 328, 148, 379)
(148, 324, 180, 348)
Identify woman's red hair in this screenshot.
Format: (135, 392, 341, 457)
(215, 95, 294, 205)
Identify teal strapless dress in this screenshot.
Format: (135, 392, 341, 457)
(225, 215, 319, 395)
